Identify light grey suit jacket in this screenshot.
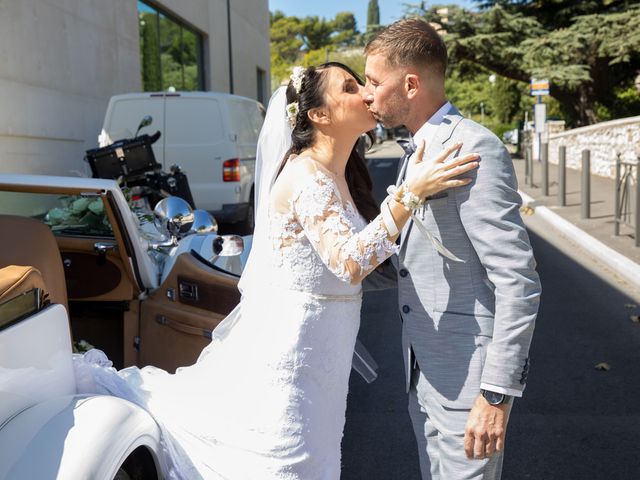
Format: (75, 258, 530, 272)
(397, 105, 541, 409)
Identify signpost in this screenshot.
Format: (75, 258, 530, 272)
(530, 78, 550, 193)
(534, 102, 546, 134)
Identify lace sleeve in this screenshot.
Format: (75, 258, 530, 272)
(292, 170, 399, 285)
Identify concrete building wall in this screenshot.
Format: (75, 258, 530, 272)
(0, 0, 270, 176)
(0, 0, 140, 175)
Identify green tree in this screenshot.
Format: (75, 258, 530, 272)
(300, 16, 334, 51)
(270, 11, 305, 86)
(474, 0, 630, 28)
(367, 0, 380, 29)
(332, 12, 358, 47)
(270, 11, 365, 87)
(140, 12, 162, 91)
(410, 2, 640, 125)
(302, 48, 366, 81)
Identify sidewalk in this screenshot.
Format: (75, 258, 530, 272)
(368, 140, 640, 286)
(513, 155, 640, 284)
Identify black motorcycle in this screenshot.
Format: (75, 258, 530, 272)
(85, 115, 196, 210)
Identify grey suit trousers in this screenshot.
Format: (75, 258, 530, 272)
(408, 365, 511, 480)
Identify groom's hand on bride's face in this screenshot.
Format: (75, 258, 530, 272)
(463, 394, 509, 460)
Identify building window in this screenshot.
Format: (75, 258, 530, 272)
(138, 1, 204, 91)
(256, 67, 266, 105)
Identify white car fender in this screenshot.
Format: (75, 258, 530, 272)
(0, 394, 163, 480)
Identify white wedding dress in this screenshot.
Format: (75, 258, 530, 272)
(75, 155, 399, 479)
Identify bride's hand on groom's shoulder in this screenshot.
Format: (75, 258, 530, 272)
(406, 141, 480, 200)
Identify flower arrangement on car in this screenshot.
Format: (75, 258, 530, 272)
(44, 186, 154, 236)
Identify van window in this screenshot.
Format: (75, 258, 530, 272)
(230, 101, 264, 145)
(248, 102, 265, 138)
(108, 98, 164, 139)
(165, 98, 224, 144)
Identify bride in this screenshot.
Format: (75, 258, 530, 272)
(75, 62, 479, 479)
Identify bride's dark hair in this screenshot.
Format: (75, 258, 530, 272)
(278, 62, 379, 223)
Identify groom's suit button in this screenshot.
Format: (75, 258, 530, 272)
(402, 305, 411, 314)
(399, 268, 409, 277)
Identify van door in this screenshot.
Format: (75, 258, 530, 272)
(164, 97, 229, 211)
(227, 99, 263, 213)
(104, 95, 166, 165)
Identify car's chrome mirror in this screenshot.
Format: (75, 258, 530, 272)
(150, 197, 194, 250)
(211, 235, 244, 260)
(190, 209, 218, 235)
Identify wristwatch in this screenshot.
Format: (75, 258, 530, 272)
(481, 389, 511, 405)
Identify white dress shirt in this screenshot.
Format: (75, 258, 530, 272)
(406, 101, 452, 178)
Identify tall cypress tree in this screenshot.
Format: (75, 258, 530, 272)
(140, 13, 162, 91)
(367, 0, 380, 29)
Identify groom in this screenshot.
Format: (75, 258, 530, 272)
(363, 19, 541, 479)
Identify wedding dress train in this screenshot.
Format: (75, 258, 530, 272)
(74, 159, 398, 479)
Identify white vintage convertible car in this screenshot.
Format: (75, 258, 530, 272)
(0, 174, 250, 479)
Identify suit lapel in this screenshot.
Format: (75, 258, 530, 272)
(398, 105, 465, 254)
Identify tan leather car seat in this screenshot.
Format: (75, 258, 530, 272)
(0, 215, 68, 312)
(0, 265, 46, 303)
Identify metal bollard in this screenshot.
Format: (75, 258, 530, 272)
(635, 157, 640, 247)
(581, 150, 591, 219)
(541, 142, 549, 196)
(558, 146, 566, 206)
(614, 153, 621, 236)
(524, 147, 530, 185)
(528, 145, 535, 187)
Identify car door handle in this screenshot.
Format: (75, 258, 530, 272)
(155, 314, 212, 339)
(94, 242, 118, 265)
(94, 242, 117, 254)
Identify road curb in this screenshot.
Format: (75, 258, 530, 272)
(519, 190, 640, 289)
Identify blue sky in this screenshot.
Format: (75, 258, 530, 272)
(269, 1, 478, 30)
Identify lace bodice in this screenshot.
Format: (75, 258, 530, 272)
(268, 159, 399, 296)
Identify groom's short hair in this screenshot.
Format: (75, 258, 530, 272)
(364, 18, 448, 77)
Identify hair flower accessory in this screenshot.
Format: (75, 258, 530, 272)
(290, 66, 305, 94)
(286, 101, 299, 127)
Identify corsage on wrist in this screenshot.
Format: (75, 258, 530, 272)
(386, 183, 425, 211)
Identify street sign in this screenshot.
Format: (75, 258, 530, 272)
(530, 78, 550, 96)
(534, 103, 547, 133)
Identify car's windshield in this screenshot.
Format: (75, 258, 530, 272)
(0, 191, 115, 238)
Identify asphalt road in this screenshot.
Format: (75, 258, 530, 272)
(341, 143, 640, 479)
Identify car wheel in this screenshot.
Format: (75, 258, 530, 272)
(113, 468, 132, 480)
(113, 447, 158, 480)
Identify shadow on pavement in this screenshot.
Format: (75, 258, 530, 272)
(342, 159, 640, 478)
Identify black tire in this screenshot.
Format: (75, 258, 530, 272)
(113, 447, 158, 480)
(113, 469, 132, 480)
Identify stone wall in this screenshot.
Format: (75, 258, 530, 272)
(547, 116, 640, 179)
